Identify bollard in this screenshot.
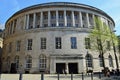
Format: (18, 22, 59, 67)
(19, 73, 22, 80)
(99, 71, 101, 79)
(58, 73, 60, 80)
(71, 73, 73, 80)
(41, 73, 44, 80)
(91, 72, 93, 80)
(82, 72, 84, 80)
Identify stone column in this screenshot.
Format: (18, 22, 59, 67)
(86, 13, 89, 28)
(40, 12, 43, 27)
(64, 10, 67, 27)
(56, 10, 59, 27)
(23, 15, 26, 29)
(65, 63, 69, 74)
(33, 13, 36, 28)
(72, 11, 75, 27)
(92, 14, 95, 28)
(26, 14, 29, 29)
(48, 11, 51, 27)
(12, 21, 14, 34)
(79, 12, 83, 27)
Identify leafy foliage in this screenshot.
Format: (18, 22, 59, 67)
(88, 17, 118, 54)
(118, 36, 120, 53)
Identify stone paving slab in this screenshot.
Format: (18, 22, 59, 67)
(1, 74, 120, 80)
(22, 74, 41, 80)
(1, 74, 19, 80)
(0, 74, 101, 80)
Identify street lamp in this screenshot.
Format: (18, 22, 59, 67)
(110, 30, 119, 69)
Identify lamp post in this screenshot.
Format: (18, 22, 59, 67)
(110, 30, 119, 69)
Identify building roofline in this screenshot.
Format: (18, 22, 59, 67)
(6, 2, 115, 26)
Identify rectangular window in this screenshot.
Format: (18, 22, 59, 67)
(51, 23, 56, 27)
(41, 38, 46, 49)
(71, 37, 77, 49)
(85, 38, 91, 49)
(44, 14, 48, 20)
(97, 38, 102, 50)
(74, 14, 78, 20)
(27, 39, 32, 50)
(99, 55, 104, 67)
(55, 37, 62, 49)
(67, 14, 71, 19)
(106, 41, 110, 50)
(16, 40, 21, 51)
(51, 13, 56, 19)
(59, 23, 64, 27)
(28, 26, 33, 29)
(59, 13, 64, 19)
(9, 42, 12, 53)
(43, 24, 48, 27)
(36, 25, 40, 28)
(67, 23, 72, 27)
(75, 24, 79, 27)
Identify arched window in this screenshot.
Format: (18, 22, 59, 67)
(108, 55, 113, 67)
(85, 54, 93, 67)
(14, 56, 19, 69)
(26, 55, 32, 69)
(99, 55, 103, 67)
(39, 55, 47, 70)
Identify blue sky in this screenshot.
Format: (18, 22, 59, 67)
(0, 0, 120, 35)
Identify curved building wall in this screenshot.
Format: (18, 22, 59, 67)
(2, 2, 118, 73)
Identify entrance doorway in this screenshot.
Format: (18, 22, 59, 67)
(10, 63, 17, 73)
(56, 63, 65, 74)
(68, 63, 78, 74)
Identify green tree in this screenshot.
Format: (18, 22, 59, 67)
(88, 16, 118, 69)
(118, 36, 120, 53)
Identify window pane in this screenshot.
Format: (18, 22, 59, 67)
(26, 56, 32, 69)
(41, 38, 46, 49)
(27, 39, 32, 50)
(109, 55, 113, 67)
(16, 41, 21, 51)
(86, 54, 93, 67)
(56, 37, 62, 49)
(15, 56, 19, 69)
(85, 38, 90, 49)
(99, 55, 103, 67)
(106, 41, 110, 50)
(71, 37, 77, 49)
(39, 55, 47, 70)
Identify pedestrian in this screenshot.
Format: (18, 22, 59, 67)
(106, 69, 110, 77)
(64, 69, 67, 75)
(116, 68, 119, 76)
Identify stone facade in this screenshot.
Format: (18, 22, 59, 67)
(0, 31, 3, 73)
(2, 2, 119, 74)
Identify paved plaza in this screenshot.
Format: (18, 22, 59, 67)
(0, 74, 120, 80)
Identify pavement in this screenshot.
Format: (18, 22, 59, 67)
(0, 74, 120, 80)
